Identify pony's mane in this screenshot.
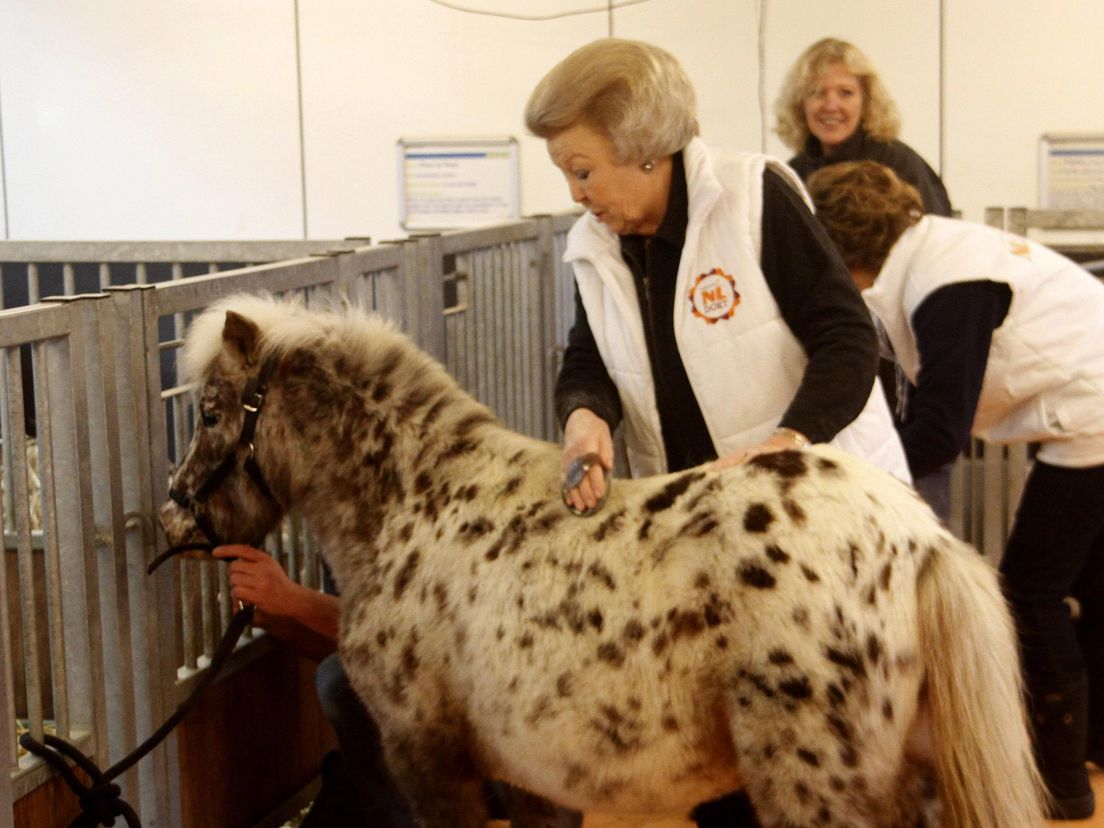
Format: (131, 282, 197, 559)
(180, 292, 411, 384)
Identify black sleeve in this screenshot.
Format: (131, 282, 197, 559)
(914, 171, 953, 218)
(760, 168, 879, 443)
(900, 280, 1012, 478)
(553, 287, 623, 431)
(882, 142, 953, 217)
(903, 160, 952, 217)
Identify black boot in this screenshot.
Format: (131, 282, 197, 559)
(691, 790, 761, 827)
(1076, 593, 1104, 768)
(1082, 640, 1104, 768)
(1029, 675, 1095, 820)
(300, 749, 421, 828)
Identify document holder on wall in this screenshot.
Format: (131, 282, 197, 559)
(398, 136, 520, 231)
(1038, 133, 1104, 210)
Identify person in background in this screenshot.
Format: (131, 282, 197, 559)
(213, 545, 419, 828)
(807, 159, 1104, 821)
(774, 37, 951, 216)
(774, 37, 955, 518)
(525, 37, 907, 827)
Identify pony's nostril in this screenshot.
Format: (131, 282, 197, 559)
(169, 487, 192, 509)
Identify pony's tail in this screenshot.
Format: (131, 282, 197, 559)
(917, 537, 1048, 827)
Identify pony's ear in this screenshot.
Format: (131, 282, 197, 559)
(222, 310, 261, 369)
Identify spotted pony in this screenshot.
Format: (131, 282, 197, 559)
(159, 294, 1046, 827)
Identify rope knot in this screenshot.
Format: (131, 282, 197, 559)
(79, 781, 123, 823)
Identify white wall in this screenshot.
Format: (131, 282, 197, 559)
(296, 0, 604, 242)
(0, 1, 304, 239)
(0, 0, 1100, 240)
(943, 0, 1104, 222)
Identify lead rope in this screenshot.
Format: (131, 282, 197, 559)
(18, 560, 254, 827)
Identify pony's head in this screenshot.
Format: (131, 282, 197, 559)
(158, 298, 291, 558)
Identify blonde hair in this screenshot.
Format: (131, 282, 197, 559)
(524, 38, 699, 164)
(774, 38, 901, 153)
(806, 161, 923, 272)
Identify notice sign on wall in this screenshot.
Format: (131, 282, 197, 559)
(1039, 133, 1104, 210)
(398, 137, 520, 231)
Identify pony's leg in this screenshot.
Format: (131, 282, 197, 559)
(382, 734, 488, 828)
(493, 782, 583, 828)
(724, 685, 917, 828)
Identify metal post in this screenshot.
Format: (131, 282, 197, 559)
(1008, 207, 1028, 238)
(38, 298, 109, 763)
(534, 216, 558, 441)
(400, 236, 446, 363)
(105, 285, 181, 828)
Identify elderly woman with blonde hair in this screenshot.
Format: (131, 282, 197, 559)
(526, 39, 909, 824)
(775, 37, 951, 216)
(808, 159, 1104, 821)
(525, 38, 909, 512)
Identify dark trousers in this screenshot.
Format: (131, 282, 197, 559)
(913, 462, 953, 524)
(306, 653, 419, 828)
(1000, 459, 1104, 797)
(1001, 460, 1104, 682)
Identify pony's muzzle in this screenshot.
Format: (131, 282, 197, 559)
(157, 498, 211, 559)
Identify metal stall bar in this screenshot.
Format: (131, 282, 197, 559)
(509, 241, 528, 434)
(1006, 207, 1104, 237)
(0, 641, 10, 828)
(69, 295, 141, 792)
(501, 243, 518, 430)
(984, 207, 1006, 231)
(532, 216, 558, 443)
(32, 336, 71, 741)
(339, 242, 406, 319)
(2, 345, 39, 757)
(410, 236, 446, 364)
(36, 297, 108, 768)
(103, 285, 180, 826)
(0, 241, 346, 266)
(473, 247, 492, 415)
(0, 351, 12, 828)
(443, 261, 471, 400)
(493, 244, 510, 424)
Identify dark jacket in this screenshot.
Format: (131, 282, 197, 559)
(789, 129, 952, 216)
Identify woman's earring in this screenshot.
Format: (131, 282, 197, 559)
(641, 160, 655, 172)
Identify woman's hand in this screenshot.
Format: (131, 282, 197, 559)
(713, 428, 809, 470)
(561, 408, 614, 514)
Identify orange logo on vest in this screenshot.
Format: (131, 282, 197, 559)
(688, 267, 740, 323)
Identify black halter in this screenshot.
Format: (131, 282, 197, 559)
(152, 355, 280, 574)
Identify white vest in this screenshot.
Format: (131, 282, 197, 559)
(864, 215, 1104, 467)
(563, 138, 909, 481)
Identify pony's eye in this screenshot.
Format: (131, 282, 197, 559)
(201, 411, 220, 428)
